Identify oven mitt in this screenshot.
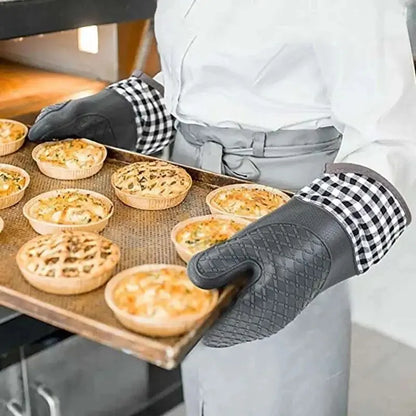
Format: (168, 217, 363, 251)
(28, 72, 175, 154)
(187, 163, 411, 348)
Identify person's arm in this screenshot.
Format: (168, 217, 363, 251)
(314, 0, 416, 204)
(187, 0, 415, 347)
(29, 72, 175, 155)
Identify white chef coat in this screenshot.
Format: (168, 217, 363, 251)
(154, 0, 416, 205)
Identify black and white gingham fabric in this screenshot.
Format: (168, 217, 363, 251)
(108, 76, 175, 154)
(296, 170, 409, 273)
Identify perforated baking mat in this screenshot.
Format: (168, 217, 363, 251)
(0, 142, 249, 369)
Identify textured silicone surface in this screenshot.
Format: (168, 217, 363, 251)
(188, 197, 357, 347)
(28, 89, 138, 151)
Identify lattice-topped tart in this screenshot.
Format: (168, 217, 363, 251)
(0, 163, 30, 209)
(23, 189, 114, 234)
(171, 214, 250, 263)
(16, 231, 120, 295)
(105, 264, 218, 337)
(0, 119, 27, 156)
(32, 139, 107, 180)
(206, 183, 290, 221)
(111, 161, 192, 210)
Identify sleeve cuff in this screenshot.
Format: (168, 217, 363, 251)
(131, 70, 165, 96)
(297, 163, 410, 273)
(326, 163, 412, 225)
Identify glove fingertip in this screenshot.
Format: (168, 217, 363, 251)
(27, 126, 43, 142)
(28, 125, 52, 142)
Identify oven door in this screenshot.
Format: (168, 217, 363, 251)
(0, 307, 29, 416)
(0, 309, 182, 416)
(26, 336, 182, 416)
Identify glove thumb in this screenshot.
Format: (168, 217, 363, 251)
(28, 101, 72, 142)
(187, 239, 261, 290)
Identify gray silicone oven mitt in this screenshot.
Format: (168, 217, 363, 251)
(187, 165, 411, 348)
(188, 198, 355, 348)
(28, 89, 138, 150)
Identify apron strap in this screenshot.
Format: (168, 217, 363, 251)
(252, 132, 266, 157)
(199, 139, 261, 179)
(200, 141, 224, 174)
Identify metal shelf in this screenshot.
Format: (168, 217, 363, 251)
(0, 0, 156, 40)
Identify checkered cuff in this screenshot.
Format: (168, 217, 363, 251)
(108, 76, 175, 154)
(296, 163, 411, 274)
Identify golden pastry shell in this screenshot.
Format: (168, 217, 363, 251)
(32, 138, 107, 180)
(206, 183, 291, 221)
(0, 119, 28, 156)
(16, 231, 120, 295)
(23, 188, 114, 235)
(170, 214, 251, 263)
(105, 264, 219, 337)
(111, 162, 192, 210)
(0, 163, 30, 210)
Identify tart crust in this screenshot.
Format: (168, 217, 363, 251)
(171, 214, 250, 263)
(16, 231, 120, 295)
(0, 119, 27, 156)
(32, 139, 107, 180)
(105, 264, 218, 337)
(0, 163, 30, 209)
(111, 160, 192, 210)
(206, 183, 290, 221)
(23, 188, 114, 235)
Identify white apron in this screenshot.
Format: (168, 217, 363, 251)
(170, 123, 351, 416)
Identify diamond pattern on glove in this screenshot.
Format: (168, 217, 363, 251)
(192, 223, 331, 348)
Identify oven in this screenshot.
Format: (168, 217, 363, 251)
(0, 2, 183, 415)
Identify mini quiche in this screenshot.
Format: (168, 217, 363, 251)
(32, 138, 106, 180)
(111, 160, 192, 210)
(0, 119, 27, 156)
(206, 183, 290, 221)
(16, 230, 120, 295)
(105, 264, 218, 337)
(23, 189, 114, 234)
(0, 163, 30, 209)
(171, 214, 250, 263)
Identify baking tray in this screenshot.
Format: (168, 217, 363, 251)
(0, 142, 249, 369)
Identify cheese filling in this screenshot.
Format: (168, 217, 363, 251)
(37, 139, 104, 169)
(176, 218, 246, 254)
(212, 188, 286, 217)
(29, 191, 109, 225)
(0, 169, 26, 197)
(0, 121, 26, 144)
(113, 268, 215, 318)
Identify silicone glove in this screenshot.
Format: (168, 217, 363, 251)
(187, 164, 411, 348)
(28, 73, 175, 154)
